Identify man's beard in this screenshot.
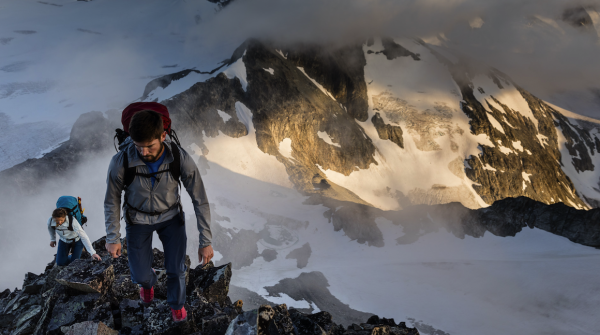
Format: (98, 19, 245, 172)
(142, 143, 164, 162)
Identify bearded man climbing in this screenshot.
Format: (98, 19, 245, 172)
(104, 102, 213, 322)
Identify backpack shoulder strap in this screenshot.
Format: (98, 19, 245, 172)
(169, 143, 181, 184)
(122, 150, 136, 188)
(67, 213, 73, 231)
(63, 204, 77, 231)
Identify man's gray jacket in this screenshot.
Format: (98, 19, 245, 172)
(104, 138, 211, 247)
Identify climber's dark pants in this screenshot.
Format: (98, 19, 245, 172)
(56, 239, 84, 266)
(126, 215, 187, 310)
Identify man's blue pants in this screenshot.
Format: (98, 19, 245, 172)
(126, 216, 187, 310)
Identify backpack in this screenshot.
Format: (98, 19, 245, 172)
(114, 102, 181, 150)
(115, 102, 185, 224)
(56, 196, 87, 231)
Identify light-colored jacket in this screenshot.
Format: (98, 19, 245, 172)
(47, 217, 96, 254)
(104, 139, 211, 247)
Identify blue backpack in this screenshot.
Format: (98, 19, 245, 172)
(56, 196, 87, 231)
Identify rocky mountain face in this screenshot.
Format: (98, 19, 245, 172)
(140, 38, 600, 210)
(0, 237, 420, 335)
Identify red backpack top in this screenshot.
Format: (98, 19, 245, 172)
(115, 102, 180, 150)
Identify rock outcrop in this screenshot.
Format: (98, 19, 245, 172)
(0, 237, 420, 335)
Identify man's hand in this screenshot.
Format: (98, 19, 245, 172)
(106, 243, 122, 258)
(92, 254, 102, 261)
(198, 245, 214, 266)
(50, 241, 56, 248)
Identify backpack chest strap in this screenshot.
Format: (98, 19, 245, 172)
(122, 143, 181, 188)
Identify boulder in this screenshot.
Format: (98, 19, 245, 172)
(112, 275, 138, 300)
(55, 259, 114, 294)
(22, 272, 46, 295)
(61, 321, 118, 335)
(191, 262, 232, 306)
(258, 304, 296, 335)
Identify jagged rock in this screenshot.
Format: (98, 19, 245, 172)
(258, 304, 296, 335)
(191, 262, 232, 306)
(289, 308, 327, 335)
(143, 302, 196, 335)
(87, 302, 115, 329)
(307, 311, 344, 335)
(1, 236, 422, 335)
(112, 275, 138, 300)
(224, 309, 258, 335)
(55, 259, 114, 294)
(10, 304, 42, 334)
(119, 299, 144, 329)
(46, 293, 100, 334)
(32, 285, 64, 335)
(0, 289, 10, 300)
(40, 265, 63, 294)
(3, 291, 28, 315)
(22, 272, 45, 295)
(61, 321, 118, 335)
(200, 313, 231, 335)
(371, 113, 404, 149)
(364, 315, 420, 335)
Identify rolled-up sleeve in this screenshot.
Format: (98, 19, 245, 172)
(179, 147, 212, 248)
(104, 153, 125, 244)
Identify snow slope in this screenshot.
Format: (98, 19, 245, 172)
(320, 38, 490, 210)
(0, 0, 232, 170)
(197, 159, 600, 335)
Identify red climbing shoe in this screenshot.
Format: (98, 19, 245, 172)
(171, 307, 187, 322)
(140, 286, 154, 304)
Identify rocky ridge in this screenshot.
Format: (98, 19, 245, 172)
(0, 237, 420, 335)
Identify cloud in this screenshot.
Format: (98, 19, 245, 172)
(191, 0, 600, 117)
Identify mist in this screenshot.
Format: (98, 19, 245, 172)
(191, 0, 600, 117)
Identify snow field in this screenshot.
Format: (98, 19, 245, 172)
(319, 38, 490, 210)
(197, 102, 293, 189)
(195, 159, 600, 335)
(0, 0, 229, 170)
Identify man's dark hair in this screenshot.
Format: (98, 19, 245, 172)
(52, 208, 67, 218)
(129, 110, 164, 142)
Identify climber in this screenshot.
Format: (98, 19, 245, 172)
(104, 103, 212, 323)
(48, 207, 102, 266)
